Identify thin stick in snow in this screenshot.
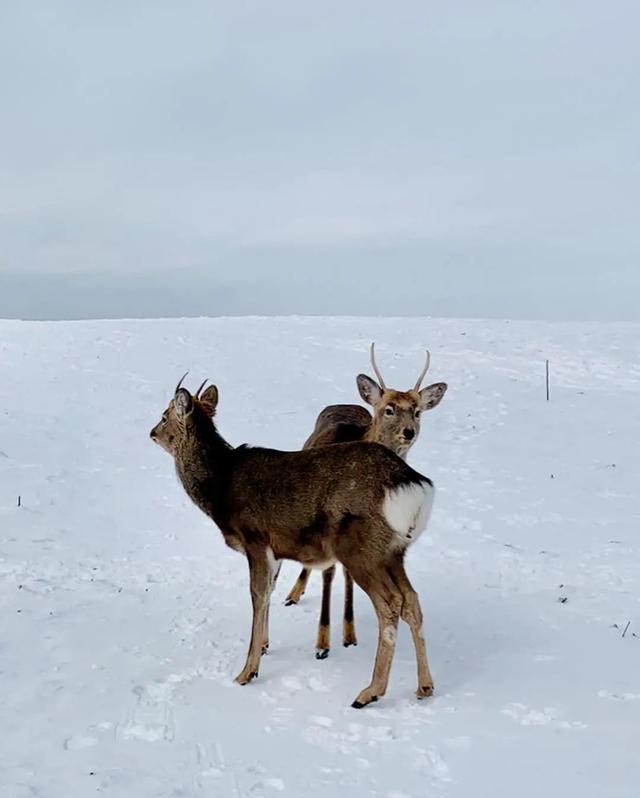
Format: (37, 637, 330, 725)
(546, 359, 550, 401)
(622, 621, 631, 638)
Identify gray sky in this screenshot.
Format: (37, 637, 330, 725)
(1, 1, 638, 320)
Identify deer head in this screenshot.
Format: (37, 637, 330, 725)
(357, 343, 447, 458)
(150, 372, 219, 454)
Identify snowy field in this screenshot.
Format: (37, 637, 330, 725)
(1, 316, 639, 798)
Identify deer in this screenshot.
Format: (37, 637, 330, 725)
(150, 374, 437, 708)
(284, 343, 447, 660)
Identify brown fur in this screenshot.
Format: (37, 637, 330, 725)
(286, 363, 447, 659)
(305, 378, 447, 457)
(150, 381, 436, 707)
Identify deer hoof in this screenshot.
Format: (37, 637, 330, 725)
(416, 683, 434, 699)
(351, 695, 378, 709)
(234, 669, 259, 685)
(343, 622, 357, 647)
(315, 648, 330, 660)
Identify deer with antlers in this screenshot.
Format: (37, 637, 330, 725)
(285, 344, 447, 659)
(150, 374, 437, 708)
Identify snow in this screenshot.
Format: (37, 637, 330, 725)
(1, 316, 639, 798)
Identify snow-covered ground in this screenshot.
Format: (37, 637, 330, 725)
(1, 316, 639, 798)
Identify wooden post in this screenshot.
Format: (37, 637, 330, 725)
(545, 359, 550, 401)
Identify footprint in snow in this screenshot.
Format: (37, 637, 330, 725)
(192, 743, 226, 789)
(281, 675, 302, 692)
(311, 716, 333, 728)
(119, 683, 176, 742)
(414, 746, 452, 783)
(598, 689, 640, 701)
(302, 721, 360, 755)
(367, 725, 396, 743)
(253, 777, 285, 792)
(501, 702, 555, 726)
(502, 702, 586, 729)
(63, 735, 98, 750)
(271, 706, 294, 729)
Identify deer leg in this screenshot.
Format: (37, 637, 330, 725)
(235, 549, 271, 685)
(285, 567, 311, 606)
(388, 555, 434, 698)
(262, 557, 282, 655)
(342, 569, 358, 648)
(348, 570, 401, 708)
(315, 566, 335, 659)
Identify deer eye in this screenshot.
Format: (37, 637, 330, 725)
(384, 405, 395, 416)
(414, 409, 421, 419)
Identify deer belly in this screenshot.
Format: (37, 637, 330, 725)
(272, 546, 336, 570)
(272, 536, 336, 570)
(306, 557, 338, 571)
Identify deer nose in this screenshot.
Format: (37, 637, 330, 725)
(150, 429, 157, 440)
(403, 428, 415, 440)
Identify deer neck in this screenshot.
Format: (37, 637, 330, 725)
(174, 417, 233, 523)
(364, 416, 381, 443)
(364, 418, 409, 461)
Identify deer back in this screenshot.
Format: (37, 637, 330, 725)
(303, 404, 372, 450)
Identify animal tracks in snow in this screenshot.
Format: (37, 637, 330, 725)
(63, 734, 98, 750)
(501, 702, 587, 729)
(414, 746, 453, 784)
(120, 698, 175, 743)
(598, 689, 640, 702)
(119, 676, 190, 743)
(4, 317, 640, 798)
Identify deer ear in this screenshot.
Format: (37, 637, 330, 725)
(199, 385, 219, 417)
(174, 388, 193, 419)
(419, 382, 447, 411)
(357, 374, 383, 406)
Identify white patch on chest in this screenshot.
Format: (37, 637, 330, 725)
(382, 480, 434, 545)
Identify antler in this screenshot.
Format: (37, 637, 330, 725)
(369, 342, 387, 389)
(413, 350, 431, 391)
(175, 371, 189, 394)
(195, 379, 208, 398)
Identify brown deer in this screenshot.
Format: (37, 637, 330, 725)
(150, 374, 437, 708)
(285, 344, 447, 660)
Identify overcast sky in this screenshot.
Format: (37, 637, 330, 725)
(1, 1, 638, 320)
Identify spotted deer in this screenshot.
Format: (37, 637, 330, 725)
(285, 343, 447, 659)
(150, 374, 437, 708)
